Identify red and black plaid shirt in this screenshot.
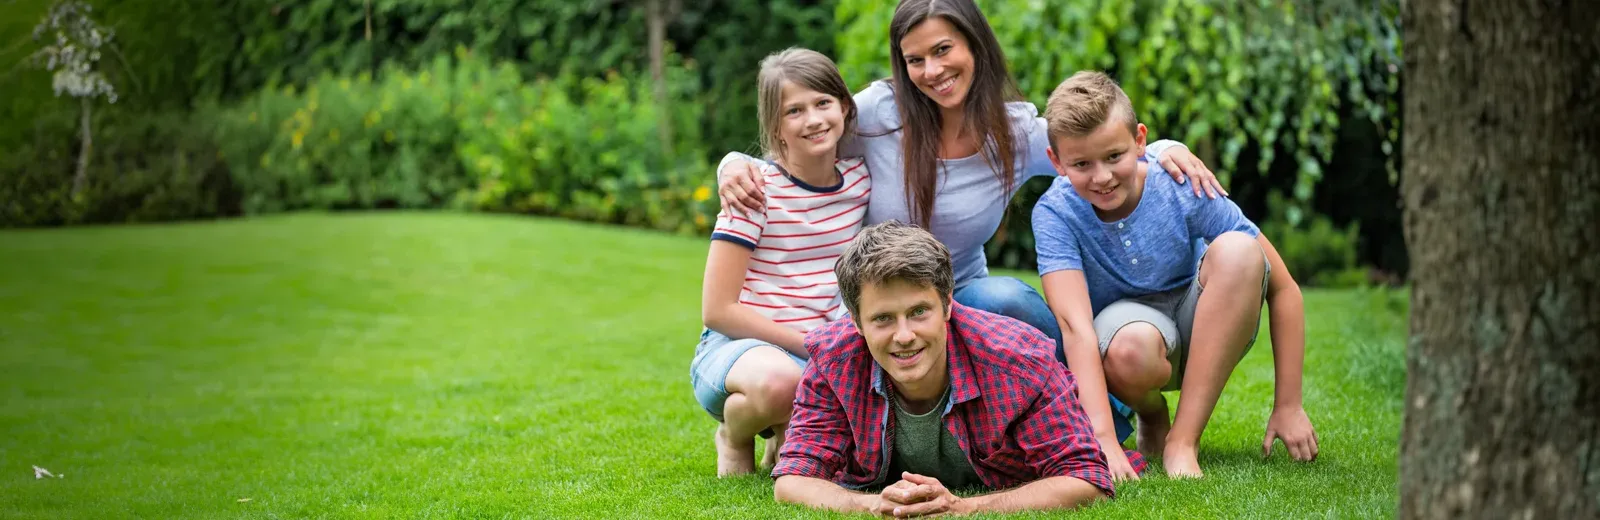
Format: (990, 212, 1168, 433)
(772, 302, 1145, 496)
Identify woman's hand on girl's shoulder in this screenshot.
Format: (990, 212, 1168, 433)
(718, 157, 767, 215)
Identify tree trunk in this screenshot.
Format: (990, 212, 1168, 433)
(647, 0, 672, 157)
(1399, 1, 1600, 518)
(72, 96, 92, 199)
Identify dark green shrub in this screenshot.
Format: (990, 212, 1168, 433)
(0, 109, 238, 227)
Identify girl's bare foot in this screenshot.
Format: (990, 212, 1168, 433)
(715, 423, 755, 477)
(1163, 441, 1204, 478)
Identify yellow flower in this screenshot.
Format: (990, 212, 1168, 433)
(291, 130, 304, 150)
(692, 185, 712, 202)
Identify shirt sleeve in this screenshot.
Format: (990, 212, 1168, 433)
(715, 151, 758, 184)
(1013, 363, 1116, 498)
(1159, 154, 1259, 241)
(1144, 139, 1187, 160)
(710, 163, 769, 249)
(1031, 185, 1084, 276)
(771, 348, 853, 480)
(1019, 115, 1060, 182)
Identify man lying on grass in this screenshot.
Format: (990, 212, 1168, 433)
(772, 221, 1133, 517)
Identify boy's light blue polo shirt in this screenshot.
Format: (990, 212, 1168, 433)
(1032, 155, 1261, 315)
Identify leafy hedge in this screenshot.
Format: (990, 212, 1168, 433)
(213, 48, 719, 235)
(3, 50, 721, 236)
(0, 109, 236, 227)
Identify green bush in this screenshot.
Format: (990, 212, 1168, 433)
(215, 57, 471, 214)
(212, 48, 719, 235)
(0, 109, 237, 227)
(1259, 194, 1365, 288)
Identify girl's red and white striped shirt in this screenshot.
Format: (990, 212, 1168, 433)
(710, 156, 870, 332)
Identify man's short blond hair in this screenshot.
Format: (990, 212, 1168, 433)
(1044, 70, 1138, 142)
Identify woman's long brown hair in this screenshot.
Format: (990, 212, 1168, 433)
(888, 0, 1025, 229)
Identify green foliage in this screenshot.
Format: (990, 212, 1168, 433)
(211, 49, 718, 235)
(678, 0, 840, 157)
(3, 0, 836, 229)
(0, 108, 235, 226)
(214, 59, 468, 214)
(1259, 194, 1364, 288)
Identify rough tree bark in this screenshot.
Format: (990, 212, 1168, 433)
(647, 0, 679, 156)
(1400, 1, 1600, 518)
(72, 96, 91, 199)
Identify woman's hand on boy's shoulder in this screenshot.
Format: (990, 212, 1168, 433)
(1155, 146, 1227, 200)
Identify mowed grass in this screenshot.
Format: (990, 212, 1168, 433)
(0, 212, 1406, 519)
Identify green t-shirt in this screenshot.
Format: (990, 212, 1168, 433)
(885, 387, 982, 490)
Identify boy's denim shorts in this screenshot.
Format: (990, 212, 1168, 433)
(1093, 245, 1271, 392)
(689, 328, 806, 423)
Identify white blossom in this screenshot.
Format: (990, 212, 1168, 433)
(29, 1, 117, 103)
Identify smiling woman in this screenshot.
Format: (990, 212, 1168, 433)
(887, 0, 1019, 230)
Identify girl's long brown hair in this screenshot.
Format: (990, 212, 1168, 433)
(888, 0, 1024, 229)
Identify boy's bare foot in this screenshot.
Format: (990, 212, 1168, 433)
(715, 423, 756, 477)
(1134, 393, 1171, 460)
(1163, 442, 1204, 478)
(760, 430, 785, 469)
(1137, 411, 1171, 461)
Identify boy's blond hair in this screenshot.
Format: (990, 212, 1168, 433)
(1043, 71, 1139, 142)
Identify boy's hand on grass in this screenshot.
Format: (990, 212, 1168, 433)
(1098, 437, 1140, 482)
(1263, 406, 1319, 462)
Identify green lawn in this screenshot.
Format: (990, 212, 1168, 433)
(0, 212, 1406, 519)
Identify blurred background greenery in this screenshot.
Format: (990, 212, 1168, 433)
(0, 0, 1402, 287)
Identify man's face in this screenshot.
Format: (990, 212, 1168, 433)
(854, 278, 952, 395)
